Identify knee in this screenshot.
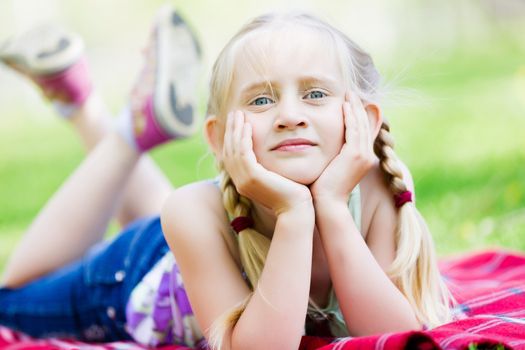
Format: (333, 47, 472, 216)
(0, 271, 29, 289)
(1, 260, 55, 289)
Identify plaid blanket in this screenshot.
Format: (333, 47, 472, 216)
(1, 249, 524, 350)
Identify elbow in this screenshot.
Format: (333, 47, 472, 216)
(1, 265, 37, 289)
(386, 310, 424, 334)
(231, 338, 302, 350)
(399, 318, 425, 333)
(387, 314, 424, 334)
(347, 309, 423, 337)
(229, 325, 303, 350)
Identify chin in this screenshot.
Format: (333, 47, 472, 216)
(278, 168, 322, 186)
(262, 159, 327, 185)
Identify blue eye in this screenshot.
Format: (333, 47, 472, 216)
(305, 90, 326, 99)
(251, 97, 273, 106)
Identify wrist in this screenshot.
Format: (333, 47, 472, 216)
(312, 198, 352, 225)
(312, 193, 349, 208)
(278, 200, 314, 217)
(276, 196, 314, 217)
(276, 201, 315, 230)
(310, 182, 354, 205)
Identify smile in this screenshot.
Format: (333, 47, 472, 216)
(271, 138, 317, 152)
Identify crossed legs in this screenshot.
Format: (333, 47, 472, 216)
(0, 8, 201, 288)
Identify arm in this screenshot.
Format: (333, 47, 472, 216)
(309, 92, 420, 335)
(162, 183, 314, 350)
(232, 203, 314, 349)
(313, 196, 421, 336)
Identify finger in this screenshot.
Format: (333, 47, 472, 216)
(241, 121, 258, 170)
(356, 99, 373, 154)
(362, 104, 372, 154)
(232, 110, 244, 155)
(241, 120, 253, 156)
(343, 101, 355, 144)
(355, 100, 370, 154)
(349, 92, 367, 152)
(223, 111, 234, 157)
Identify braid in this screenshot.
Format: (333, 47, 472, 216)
(217, 166, 271, 287)
(373, 121, 407, 195)
(219, 170, 252, 218)
(203, 9, 456, 345)
(209, 166, 272, 349)
(373, 122, 453, 327)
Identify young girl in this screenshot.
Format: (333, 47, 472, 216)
(0, 9, 453, 350)
(163, 11, 456, 349)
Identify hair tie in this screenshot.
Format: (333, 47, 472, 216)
(230, 216, 254, 234)
(394, 191, 413, 208)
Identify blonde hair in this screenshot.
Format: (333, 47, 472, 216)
(206, 11, 454, 349)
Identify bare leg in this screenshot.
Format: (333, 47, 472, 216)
(0, 28, 174, 228)
(0, 8, 200, 229)
(1, 132, 144, 288)
(69, 93, 173, 226)
(0, 7, 200, 288)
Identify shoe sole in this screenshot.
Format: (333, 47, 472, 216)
(0, 24, 84, 76)
(154, 7, 202, 138)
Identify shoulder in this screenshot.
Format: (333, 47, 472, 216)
(160, 180, 250, 338)
(359, 160, 414, 270)
(161, 180, 240, 267)
(360, 160, 415, 233)
(162, 180, 223, 232)
(359, 161, 394, 234)
(163, 179, 223, 210)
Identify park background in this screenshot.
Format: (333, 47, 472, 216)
(0, 0, 524, 271)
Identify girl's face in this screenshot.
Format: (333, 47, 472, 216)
(229, 26, 347, 185)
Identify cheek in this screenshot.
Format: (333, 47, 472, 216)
(319, 107, 345, 152)
(244, 116, 267, 158)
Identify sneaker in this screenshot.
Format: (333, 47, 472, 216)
(130, 6, 202, 152)
(0, 24, 92, 106)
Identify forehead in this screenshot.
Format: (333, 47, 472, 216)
(231, 24, 342, 90)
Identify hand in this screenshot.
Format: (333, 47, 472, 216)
(310, 92, 376, 203)
(222, 110, 312, 215)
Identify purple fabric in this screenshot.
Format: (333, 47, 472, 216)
(172, 266, 193, 316)
(125, 254, 202, 347)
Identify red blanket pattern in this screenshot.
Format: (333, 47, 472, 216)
(1, 249, 524, 350)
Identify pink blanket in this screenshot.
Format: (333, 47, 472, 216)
(1, 249, 524, 350)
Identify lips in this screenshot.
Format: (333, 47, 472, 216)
(271, 138, 317, 151)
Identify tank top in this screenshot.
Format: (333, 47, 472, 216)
(125, 182, 362, 346)
(304, 185, 360, 338)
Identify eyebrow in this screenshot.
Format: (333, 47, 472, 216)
(239, 75, 339, 101)
(239, 81, 275, 102)
(299, 75, 339, 89)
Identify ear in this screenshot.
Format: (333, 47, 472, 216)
(204, 115, 223, 160)
(363, 102, 383, 140)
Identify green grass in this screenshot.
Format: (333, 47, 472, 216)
(1, 40, 524, 273)
(385, 42, 525, 255)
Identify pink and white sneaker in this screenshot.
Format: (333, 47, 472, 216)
(129, 6, 202, 152)
(0, 24, 92, 107)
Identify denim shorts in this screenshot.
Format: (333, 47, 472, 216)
(0, 215, 170, 342)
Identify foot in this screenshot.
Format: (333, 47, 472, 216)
(0, 24, 92, 106)
(129, 6, 202, 152)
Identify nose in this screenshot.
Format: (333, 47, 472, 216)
(273, 98, 308, 130)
